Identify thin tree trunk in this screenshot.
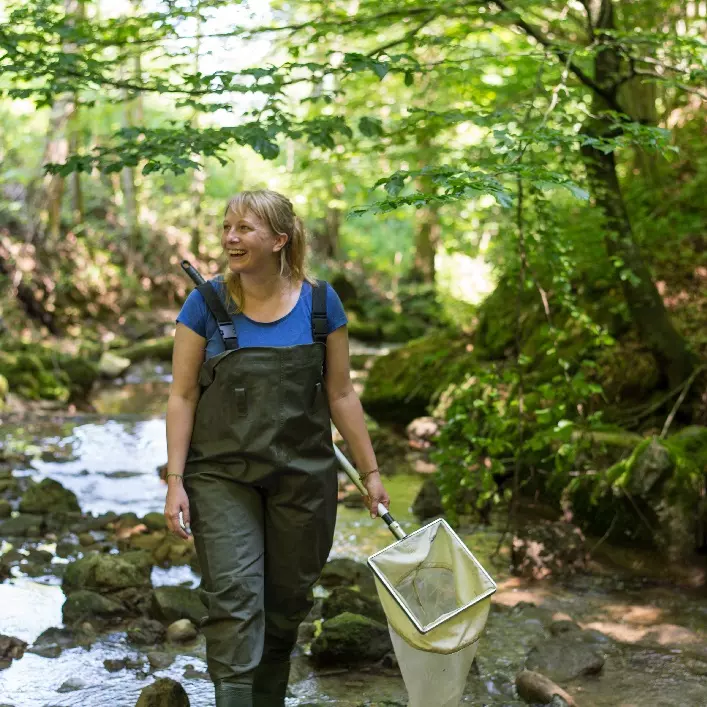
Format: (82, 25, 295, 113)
(580, 0, 695, 388)
(190, 6, 204, 257)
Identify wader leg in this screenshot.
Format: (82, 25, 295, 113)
(252, 466, 338, 707)
(185, 466, 265, 691)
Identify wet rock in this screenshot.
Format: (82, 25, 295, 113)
(297, 622, 316, 644)
(19, 478, 81, 515)
(104, 658, 127, 672)
(117, 512, 142, 530)
(62, 590, 124, 624)
(167, 619, 198, 644)
(0, 513, 44, 537)
(142, 512, 167, 532)
(515, 670, 576, 706)
(549, 620, 582, 637)
(411, 477, 444, 521)
(0, 472, 20, 497)
(71, 511, 118, 533)
(63, 549, 153, 594)
(126, 530, 195, 567)
(27, 548, 53, 564)
(321, 587, 386, 624)
(99, 351, 132, 378)
(0, 500, 11, 519)
(525, 638, 604, 682)
(0, 634, 27, 669)
(0, 561, 9, 582)
(28, 627, 81, 659)
(57, 677, 86, 693)
(319, 558, 375, 593)
(151, 586, 206, 625)
(147, 651, 175, 670)
(182, 665, 209, 680)
(511, 522, 588, 580)
(310, 612, 392, 666)
(305, 598, 323, 622)
(127, 618, 166, 646)
(55, 538, 80, 558)
(78, 532, 97, 546)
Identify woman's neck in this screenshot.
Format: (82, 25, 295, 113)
(239, 271, 291, 303)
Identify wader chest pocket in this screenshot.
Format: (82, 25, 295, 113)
(234, 387, 247, 416)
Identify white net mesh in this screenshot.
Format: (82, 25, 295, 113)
(368, 519, 495, 705)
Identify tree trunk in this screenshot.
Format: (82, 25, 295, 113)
(190, 6, 204, 257)
(580, 0, 695, 388)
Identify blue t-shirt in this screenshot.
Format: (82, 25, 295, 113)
(176, 278, 348, 360)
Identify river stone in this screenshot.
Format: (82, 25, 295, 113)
(142, 512, 168, 532)
(0, 500, 10, 519)
(29, 627, 80, 658)
(321, 586, 386, 623)
(0, 513, 44, 537)
(166, 619, 198, 644)
(0, 635, 27, 669)
(411, 477, 444, 521)
(78, 532, 97, 547)
(525, 638, 604, 682)
(319, 558, 375, 592)
(19, 478, 81, 515)
(71, 511, 119, 533)
(63, 550, 153, 593)
(62, 590, 125, 624)
(136, 677, 190, 706)
(310, 612, 392, 666)
(104, 658, 127, 672)
(147, 651, 175, 670)
(515, 670, 576, 706)
(57, 677, 86, 693)
(127, 618, 166, 646)
(151, 586, 206, 625)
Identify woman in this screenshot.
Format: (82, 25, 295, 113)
(164, 189, 390, 707)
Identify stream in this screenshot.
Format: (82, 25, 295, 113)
(1, 354, 706, 706)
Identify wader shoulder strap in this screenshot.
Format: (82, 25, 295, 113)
(197, 282, 239, 350)
(311, 280, 328, 346)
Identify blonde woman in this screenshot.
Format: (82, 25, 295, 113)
(164, 190, 390, 707)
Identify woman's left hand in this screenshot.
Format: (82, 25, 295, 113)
(363, 472, 390, 519)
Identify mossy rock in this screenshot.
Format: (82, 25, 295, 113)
(62, 589, 125, 624)
(567, 429, 707, 555)
(150, 586, 206, 625)
(113, 337, 174, 363)
(321, 587, 386, 624)
(19, 478, 81, 515)
(347, 316, 382, 343)
(63, 550, 153, 594)
(361, 332, 474, 425)
(310, 612, 392, 665)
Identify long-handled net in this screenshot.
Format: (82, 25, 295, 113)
(334, 445, 497, 707)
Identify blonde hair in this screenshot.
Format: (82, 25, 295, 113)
(223, 189, 315, 312)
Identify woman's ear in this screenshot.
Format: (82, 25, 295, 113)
(273, 232, 289, 252)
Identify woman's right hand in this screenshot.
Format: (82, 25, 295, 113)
(164, 479, 191, 540)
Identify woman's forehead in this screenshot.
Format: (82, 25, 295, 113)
(225, 206, 261, 224)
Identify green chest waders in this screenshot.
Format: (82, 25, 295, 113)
(182, 281, 338, 707)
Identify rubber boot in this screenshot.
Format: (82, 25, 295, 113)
(252, 661, 290, 707)
(214, 681, 253, 707)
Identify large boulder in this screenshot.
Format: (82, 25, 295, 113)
(127, 618, 166, 647)
(568, 428, 707, 556)
(361, 333, 475, 425)
(19, 478, 81, 515)
(310, 612, 392, 666)
(321, 587, 386, 624)
(511, 522, 588, 580)
(136, 678, 190, 707)
(151, 586, 206, 625)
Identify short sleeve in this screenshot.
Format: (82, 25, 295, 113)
(326, 282, 348, 333)
(176, 288, 209, 338)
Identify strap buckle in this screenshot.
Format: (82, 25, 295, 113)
(312, 316, 328, 338)
(218, 323, 237, 340)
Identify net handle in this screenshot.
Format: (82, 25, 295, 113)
(333, 440, 406, 540)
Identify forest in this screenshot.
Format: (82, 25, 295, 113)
(0, 1, 706, 706)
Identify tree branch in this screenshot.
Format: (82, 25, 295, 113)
(491, 0, 623, 113)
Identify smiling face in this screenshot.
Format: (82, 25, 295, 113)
(221, 207, 288, 275)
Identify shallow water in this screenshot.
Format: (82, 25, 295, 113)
(1, 371, 707, 706)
